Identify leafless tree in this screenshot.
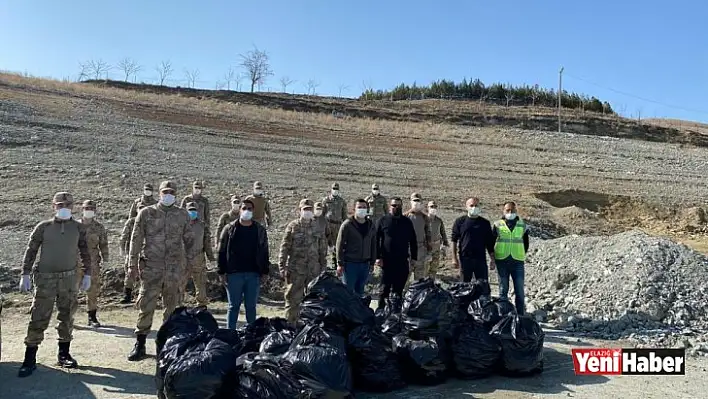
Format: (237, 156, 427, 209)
(235, 73, 244, 91)
(305, 79, 320, 95)
(82, 59, 111, 80)
(279, 76, 295, 93)
(77, 62, 91, 81)
(117, 57, 142, 82)
(338, 84, 349, 98)
(504, 91, 514, 107)
(239, 46, 273, 92)
(215, 81, 224, 90)
(156, 60, 173, 85)
(184, 68, 200, 88)
(223, 67, 236, 90)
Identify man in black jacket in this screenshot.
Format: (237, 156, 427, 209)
(451, 197, 496, 282)
(375, 196, 418, 310)
(217, 199, 270, 328)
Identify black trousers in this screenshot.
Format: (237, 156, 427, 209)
(378, 259, 409, 308)
(460, 256, 488, 282)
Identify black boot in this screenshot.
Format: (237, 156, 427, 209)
(128, 334, 147, 361)
(57, 342, 78, 368)
(18, 345, 38, 378)
(88, 310, 101, 328)
(119, 288, 133, 304)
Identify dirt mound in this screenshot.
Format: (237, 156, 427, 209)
(551, 206, 599, 220)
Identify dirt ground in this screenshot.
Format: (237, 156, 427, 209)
(1, 302, 706, 399)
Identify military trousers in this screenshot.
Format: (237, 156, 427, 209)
(182, 256, 209, 307)
(428, 240, 443, 279)
(77, 263, 101, 312)
(328, 221, 343, 269)
(284, 272, 316, 324)
(134, 263, 183, 336)
(25, 270, 78, 346)
(410, 244, 429, 282)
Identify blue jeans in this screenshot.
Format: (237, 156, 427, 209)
(225, 272, 260, 329)
(496, 259, 526, 315)
(341, 262, 370, 296)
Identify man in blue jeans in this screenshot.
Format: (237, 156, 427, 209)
(217, 199, 270, 328)
(336, 199, 377, 296)
(491, 201, 530, 315)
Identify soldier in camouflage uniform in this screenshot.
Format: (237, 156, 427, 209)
(181, 180, 211, 232)
(119, 203, 146, 304)
(128, 183, 157, 219)
(76, 200, 110, 327)
(127, 181, 194, 361)
(313, 201, 334, 253)
(426, 200, 449, 279)
(278, 199, 327, 324)
(322, 182, 347, 268)
(184, 202, 216, 308)
(215, 195, 240, 247)
(244, 181, 273, 227)
(17, 192, 93, 378)
(404, 193, 432, 282)
(365, 183, 388, 224)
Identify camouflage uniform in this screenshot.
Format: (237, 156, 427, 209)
(244, 181, 272, 226)
(183, 202, 216, 307)
(128, 183, 158, 219)
(405, 193, 432, 281)
(365, 183, 388, 224)
(313, 202, 334, 249)
(119, 212, 144, 302)
(129, 181, 194, 339)
(427, 201, 449, 279)
(322, 183, 348, 267)
(216, 195, 241, 246)
(278, 199, 327, 324)
(180, 180, 211, 232)
(76, 201, 109, 316)
(19, 192, 92, 377)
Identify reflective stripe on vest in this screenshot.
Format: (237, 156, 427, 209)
(494, 219, 527, 261)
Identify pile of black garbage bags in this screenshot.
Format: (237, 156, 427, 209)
(154, 271, 545, 398)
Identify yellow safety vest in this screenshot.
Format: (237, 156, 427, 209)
(494, 218, 527, 261)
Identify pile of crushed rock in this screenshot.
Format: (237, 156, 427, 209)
(525, 230, 708, 356)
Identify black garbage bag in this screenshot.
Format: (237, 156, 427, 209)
(241, 317, 295, 353)
(448, 280, 491, 323)
(361, 295, 372, 308)
(212, 328, 246, 355)
(381, 313, 405, 339)
(156, 307, 219, 353)
(490, 314, 545, 375)
(290, 324, 347, 353)
(452, 323, 502, 378)
(347, 325, 406, 392)
(282, 340, 353, 394)
(392, 334, 448, 386)
(156, 332, 212, 396)
(298, 271, 375, 334)
(375, 294, 403, 325)
(260, 330, 295, 355)
(234, 352, 331, 398)
(468, 296, 517, 330)
(163, 336, 238, 399)
(401, 278, 455, 338)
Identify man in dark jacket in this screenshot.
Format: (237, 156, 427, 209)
(217, 199, 270, 328)
(451, 197, 496, 282)
(375, 196, 418, 310)
(336, 199, 377, 296)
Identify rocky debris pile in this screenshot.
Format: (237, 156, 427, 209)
(523, 217, 567, 240)
(551, 206, 599, 221)
(525, 230, 708, 356)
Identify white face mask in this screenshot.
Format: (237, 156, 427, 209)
(160, 194, 176, 206)
(231, 203, 240, 211)
(505, 212, 517, 220)
(428, 208, 437, 216)
(56, 208, 72, 220)
(253, 189, 263, 196)
(372, 189, 380, 195)
(301, 210, 314, 220)
(240, 210, 253, 221)
(83, 210, 95, 219)
(143, 190, 153, 197)
(468, 207, 481, 216)
(355, 208, 368, 219)
(331, 190, 339, 197)
(193, 189, 202, 195)
(411, 201, 422, 211)
(314, 209, 323, 217)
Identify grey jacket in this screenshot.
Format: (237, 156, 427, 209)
(336, 217, 377, 265)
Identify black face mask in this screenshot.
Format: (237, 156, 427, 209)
(391, 206, 402, 217)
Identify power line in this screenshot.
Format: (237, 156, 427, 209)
(564, 72, 708, 116)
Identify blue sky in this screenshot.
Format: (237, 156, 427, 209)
(2, 0, 707, 122)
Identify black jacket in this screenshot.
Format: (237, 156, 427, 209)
(217, 220, 270, 275)
(375, 214, 418, 262)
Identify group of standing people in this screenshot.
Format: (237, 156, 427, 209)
(13, 180, 530, 379)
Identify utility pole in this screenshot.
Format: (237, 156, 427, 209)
(558, 67, 564, 133)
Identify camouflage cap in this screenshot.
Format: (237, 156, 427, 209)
(299, 198, 314, 209)
(372, 183, 379, 189)
(82, 199, 96, 208)
(331, 182, 339, 189)
(314, 201, 324, 209)
(185, 201, 198, 210)
(53, 192, 74, 205)
(427, 200, 437, 208)
(230, 194, 240, 203)
(143, 183, 153, 191)
(159, 180, 176, 192)
(193, 180, 203, 189)
(410, 192, 422, 201)
(253, 181, 263, 189)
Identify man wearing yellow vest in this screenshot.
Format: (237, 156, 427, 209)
(492, 201, 530, 315)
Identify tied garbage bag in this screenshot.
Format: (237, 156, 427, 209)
(259, 330, 295, 355)
(401, 278, 455, 338)
(156, 332, 212, 396)
(163, 336, 238, 399)
(234, 353, 330, 398)
(241, 317, 294, 353)
(381, 313, 405, 339)
(375, 294, 403, 325)
(290, 324, 347, 353)
(156, 307, 219, 353)
(468, 296, 516, 330)
(448, 280, 491, 323)
(452, 323, 502, 378)
(490, 314, 545, 375)
(212, 328, 246, 355)
(298, 271, 375, 334)
(392, 334, 448, 386)
(347, 325, 406, 392)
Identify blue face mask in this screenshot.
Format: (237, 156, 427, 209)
(188, 210, 198, 220)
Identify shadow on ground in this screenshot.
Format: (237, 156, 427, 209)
(358, 347, 610, 398)
(0, 361, 157, 398)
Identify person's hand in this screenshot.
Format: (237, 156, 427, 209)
(453, 258, 460, 269)
(375, 259, 383, 268)
(220, 274, 227, 286)
(336, 265, 343, 277)
(489, 259, 496, 271)
(19, 275, 31, 292)
(80, 275, 91, 291)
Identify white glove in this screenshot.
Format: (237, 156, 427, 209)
(19, 275, 31, 292)
(80, 275, 91, 291)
